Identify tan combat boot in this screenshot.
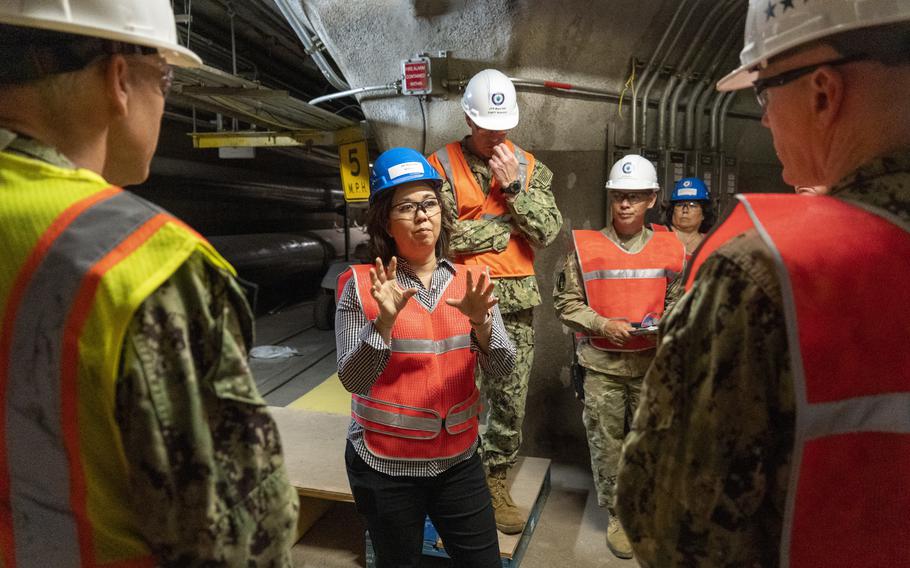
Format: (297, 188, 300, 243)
(486, 467, 525, 534)
(607, 514, 633, 559)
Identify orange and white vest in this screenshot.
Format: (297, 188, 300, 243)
(686, 194, 910, 567)
(573, 229, 685, 352)
(427, 141, 536, 277)
(0, 150, 234, 567)
(341, 264, 483, 461)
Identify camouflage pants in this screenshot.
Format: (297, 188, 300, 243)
(479, 308, 534, 471)
(582, 369, 642, 509)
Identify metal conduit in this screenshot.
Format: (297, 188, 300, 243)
(669, 0, 741, 148)
(718, 91, 739, 149)
(272, 0, 349, 91)
(685, 12, 746, 148)
(309, 83, 400, 106)
(509, 78, 624, 103)
(631, 0, 694, 147)
(709, 90, 730, 150)
(640, 1, 702, 147)
(658, 0, 735, 149)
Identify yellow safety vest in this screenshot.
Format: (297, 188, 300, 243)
(0, 150, 234, 568)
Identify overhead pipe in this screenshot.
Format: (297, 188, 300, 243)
(631, 0, 694, 147)
(272, 0, 350, 91)
(686, 12, 746, 149)
(639, 1, 701, 147)
(309, 82, 400, 106)
(669, 0, 741, 148)
(658, 0, 735, 149)
(509, 78, 624, 103)
(718, 91, 739, 150)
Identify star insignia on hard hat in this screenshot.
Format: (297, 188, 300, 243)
(491, 92, 505, 106)
(780, 0, 794, 10)
(765, 1, 776, 20)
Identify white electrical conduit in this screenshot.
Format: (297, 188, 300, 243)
(308, 82, 400, 106)
(272, 0, 349, 91)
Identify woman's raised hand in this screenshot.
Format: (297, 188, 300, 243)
(445, 270, 498, 325)
(370, 257, 417, 328)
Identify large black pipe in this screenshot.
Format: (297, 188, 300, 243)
(208, 233, 330, 287)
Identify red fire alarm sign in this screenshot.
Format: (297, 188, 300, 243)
(401, 56, 432, 95)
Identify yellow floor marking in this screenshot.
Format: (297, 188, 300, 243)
(288, 373, 350, 415)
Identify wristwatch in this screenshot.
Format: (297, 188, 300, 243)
(501, 179, 522, 195)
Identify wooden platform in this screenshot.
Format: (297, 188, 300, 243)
(270, 406, 551, 565)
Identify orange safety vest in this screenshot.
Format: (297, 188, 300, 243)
(427, 141, 536, 277)
(572, 229, 685, 352)
(342, 264, 483, 461)
(686, 194, 910, 567)
(0, 151, 234, 568)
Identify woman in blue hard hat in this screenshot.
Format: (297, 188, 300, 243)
(665, 177, 715, 258)
(334, 147, 515, 567)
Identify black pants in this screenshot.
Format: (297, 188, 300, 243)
(345, 441, 501, 568)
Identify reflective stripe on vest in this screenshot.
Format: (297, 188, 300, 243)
(0, 151, 231, 568)
(572, 229, 685, 352)
(2, 191, 159, 567)
(582, 268, 679, 281)
(344, 263, 482, 460)
(692, 194, 910, 567)
(427, 142, 536, 277)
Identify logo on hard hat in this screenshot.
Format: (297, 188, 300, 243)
(491, 92, 505, 106)
(621, 162, 633, 174)
(683, 180, 692, 187)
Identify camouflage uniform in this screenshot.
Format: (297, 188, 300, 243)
(1, 129, 299, 567)
(439, 138, 562, 470)
(553, 225, 682, 509)
(615, 150, 910, 567)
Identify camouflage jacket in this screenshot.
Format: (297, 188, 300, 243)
(615, 150, 910, 567)
(553, 224, 683, 377)
(2, 129, 298, 566)
(438, 138, 563, 313)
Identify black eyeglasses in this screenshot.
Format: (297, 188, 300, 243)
(389, 197, 441, 219)
(753, 54, 865, 111)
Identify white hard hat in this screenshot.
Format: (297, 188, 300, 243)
(717, 0, 910, 91)
(461, 69, 519, 131)
(605, 155, 660, 191)
(0, 0, 202, 68)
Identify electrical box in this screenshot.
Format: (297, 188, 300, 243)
(401, 51, 450, 97)
(717, 154, 739, 213)
(664, 151, 687, 199)
(694, 152, 715, 197)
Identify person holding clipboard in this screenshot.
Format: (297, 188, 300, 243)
(552, 155, 685, 559)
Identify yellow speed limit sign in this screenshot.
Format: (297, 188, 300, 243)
(339, 140, 370, 202)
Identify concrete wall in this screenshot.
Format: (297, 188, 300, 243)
(301, 0, 789, 463)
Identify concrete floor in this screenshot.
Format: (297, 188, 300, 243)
(290, 462, 639, 567)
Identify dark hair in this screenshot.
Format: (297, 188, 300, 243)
(0, 24, 157, 85)
(365, 186, 453, 263)
(664, 200, 716, 234)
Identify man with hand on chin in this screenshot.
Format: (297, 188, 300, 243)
(427, 68, 562, 534)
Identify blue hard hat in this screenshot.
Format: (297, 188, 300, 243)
(369, 147, 442, 203)
(670, 177, 710, 201)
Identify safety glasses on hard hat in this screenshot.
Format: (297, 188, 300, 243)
(752, 54, 865, 111)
